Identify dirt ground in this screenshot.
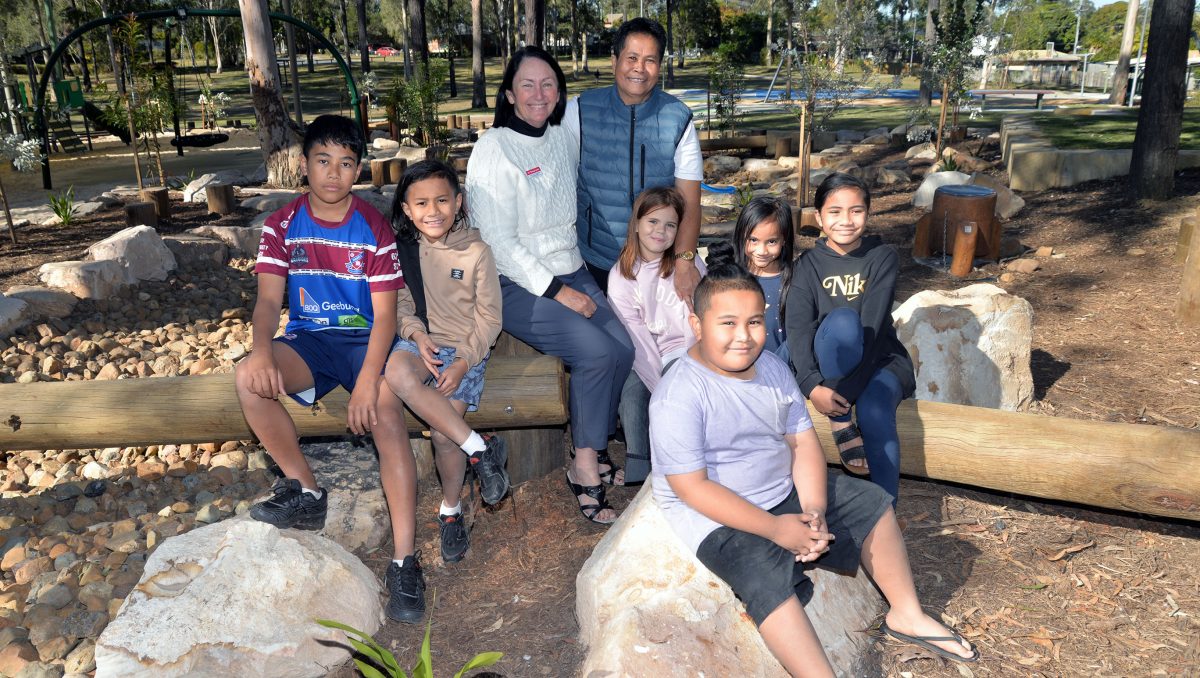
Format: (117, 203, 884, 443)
(2, 137, 1198, 677)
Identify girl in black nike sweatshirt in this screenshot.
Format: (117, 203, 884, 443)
(785, 173, 915, 504)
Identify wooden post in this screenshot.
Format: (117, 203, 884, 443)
(1177, 219, 1200, 325)
(124, 202, 158, 228)
(774, 136, 791, 160)
(490, 333, 569, 486)
(949, 220, 978, 277)
(915, 185, 1000, 261)
(139, 187, 170, 220)
(205, 183, 236, 216)
(370, 159, 388, 188)
(1176, 215, 1196, 265)
(385, 158, 407, 184)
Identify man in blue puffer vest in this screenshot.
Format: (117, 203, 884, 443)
(564, 17, 705, 487)
(564, 17, 704, 300)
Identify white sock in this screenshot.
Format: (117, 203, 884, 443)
(460, 431, 486, 455)
(301, 487, 323, 499)
(440, 501, 462, 516)
(393, 556, 411, 567)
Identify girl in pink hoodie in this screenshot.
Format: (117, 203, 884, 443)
(608, 186, 706, 484)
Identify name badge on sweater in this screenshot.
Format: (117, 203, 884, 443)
(525, 166, 542, 177)
(451, 268, 464, 280)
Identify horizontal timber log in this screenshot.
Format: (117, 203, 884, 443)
(0, 356, 567, 451)
(806, 400, 1200, 522)
(699, 135, 768, 152)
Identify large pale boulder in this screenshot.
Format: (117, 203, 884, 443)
(38, 261, 125, 299)
(87, 226, 177, 284)
(969, 173, 1025, 220)
(704, 155, 742, 175)
(394, 146, 430, 164)
(3, 286, 77, 320)
(0, 294, 29, 337)
(905, 142, 937, 160)
(351, 188, 393, 216)
(912, 171, 971, 209)
(183, 171, 250, 203)
(94, 519, 382, 678)
(893, 283, 1034, 411)
(577, 486, 883, 677)
(161, 234, 230, 267)
(241, 192, 301, 213)
(187, 226, 262, 258)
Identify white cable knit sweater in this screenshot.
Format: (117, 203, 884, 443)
(465, 125, 584, 295)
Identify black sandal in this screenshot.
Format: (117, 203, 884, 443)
(565, 470, 617, 525)
(832, 422, 870, 476)
(571, 449, 625, 486)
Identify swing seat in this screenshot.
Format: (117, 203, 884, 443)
(170, 133, 230, 148)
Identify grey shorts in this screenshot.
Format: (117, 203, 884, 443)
(392, 339, 489, 412)
(696, 472, 894, 626)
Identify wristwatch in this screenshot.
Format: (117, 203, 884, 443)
(675, 250, 696, 261)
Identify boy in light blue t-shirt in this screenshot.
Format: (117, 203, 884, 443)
(649, 262, 979, 675)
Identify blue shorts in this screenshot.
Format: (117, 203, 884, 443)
(275, 329, 400, 406)
(392, 339, 489, 412)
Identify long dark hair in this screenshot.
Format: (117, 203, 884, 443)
(732, 196, 796, 320)
(492, 46, 568, 128)
(389, 159, 467, 243)
(695, 244, 764, 318)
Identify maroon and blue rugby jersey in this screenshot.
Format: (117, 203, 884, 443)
(255, 193, 404, 332)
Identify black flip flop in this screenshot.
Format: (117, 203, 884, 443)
(832, 422, 870, 476)
(881, 621, 980, 663)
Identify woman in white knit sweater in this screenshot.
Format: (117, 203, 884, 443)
(466, 47, 634, 525)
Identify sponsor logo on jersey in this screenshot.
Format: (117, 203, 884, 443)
(346, 250, 365, 274)
(291, 245, 309, 266)
(338, 314, 369, 328)
(298, 287, 321, 314)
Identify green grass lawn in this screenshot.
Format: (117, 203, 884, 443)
(1032, 109, 1200, 150)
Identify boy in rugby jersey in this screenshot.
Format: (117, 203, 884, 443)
(235, 114, 427, 622)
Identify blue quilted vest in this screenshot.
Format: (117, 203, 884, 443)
(575, 86, 693, 269)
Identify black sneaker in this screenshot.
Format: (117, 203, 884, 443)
(249, 479, 327, 530)
(469, 435, 510, 505)
(384, 555, 426, 623)
(438, 512, 469, 563)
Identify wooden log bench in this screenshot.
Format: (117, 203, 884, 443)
(2, 350, 1197, 520)
(0, 352, 568, 486)
(970, 89, 1055, 111)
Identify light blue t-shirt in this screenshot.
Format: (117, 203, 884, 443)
(649, 350, 813, 553)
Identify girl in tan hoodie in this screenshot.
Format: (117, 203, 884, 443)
(384, 160, 506, 566)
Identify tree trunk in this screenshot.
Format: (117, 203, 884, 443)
(355, 0, 370, 72)
(665, 0, 673, 85)
(472, 0, 487, 107)
(1109, 0, 1141, 105)
(524, 0, 544, 46)
(447, 0, 458, 97)
(282, 0, 303, 125)
(766, 0, 774, 67)
(1127, 0, 1196, 200)
(570, 0, 579, 76)
(918, 0, 938, 107)
(207, 16, 224, 74)
(409, 0, 429, 68)
(0, 39, 20, 135)
(338, 0, 353, 69)
(239, 0, 305, 188)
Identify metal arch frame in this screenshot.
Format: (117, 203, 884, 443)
(34, 7, 361, 189)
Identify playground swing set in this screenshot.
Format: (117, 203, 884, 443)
(30, 6, 362, 190)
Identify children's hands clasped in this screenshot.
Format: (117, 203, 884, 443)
(809, 385, 850, 418)
(412, 332, 444, 377)
(554, 285, 597, 318)
(772, 511, 834, 563)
